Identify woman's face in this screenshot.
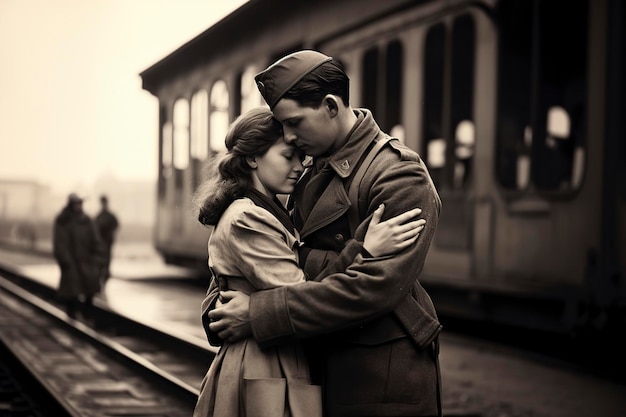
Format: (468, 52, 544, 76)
(252, 138, 304, 197)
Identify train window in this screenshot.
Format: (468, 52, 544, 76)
(495, 0, 533, 190)
(361, 48, 378, 118)
(191, 89, 209, 189)
(532, 0, 588, 192)
(516, 126, 532, 189)
(161, 121, 173, 202)
(210, 80, 229, 152)
(162, 122, 173, 171)
(361, 41, 404, 135)
(191, 90, 209, 160)
(547, 106, 570, 138)
(422, 23, 445, 188)
(450, 15, 475, 189)
(454, 120, 475, 189)
(420, 15, 476, 191)
(385, 40, 403, 135)
(428, 138, 446, 170)
(240, 65, 264, 115)
(543, 105, 586, 190)
(172, 98, 189, 170)
(496, 0, 588, 193)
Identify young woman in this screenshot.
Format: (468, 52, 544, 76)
(192, 107, 425, 417)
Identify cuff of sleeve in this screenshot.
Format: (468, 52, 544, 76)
(250, 287, 295, 347)
(342, 238, 365, 258)
(343, 236, 372, 258)
(204, 305, 224, 347)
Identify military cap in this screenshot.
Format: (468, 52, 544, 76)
(255, 50, 332, 109)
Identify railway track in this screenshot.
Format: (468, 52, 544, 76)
(0, 268, 215, 417)
(2, 249, 625, 417)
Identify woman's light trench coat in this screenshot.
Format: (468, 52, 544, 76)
(193, 198, 362, 417)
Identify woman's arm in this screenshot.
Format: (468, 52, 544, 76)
(309, 204, 425, 281)
(209, 201, 428, 344)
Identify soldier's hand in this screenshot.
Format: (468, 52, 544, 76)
(207, 291, 252, 342)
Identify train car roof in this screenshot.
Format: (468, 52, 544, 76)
(140, 0, 256, 94)
(139, 0, 338, 94)
(139, 0, 427, 94)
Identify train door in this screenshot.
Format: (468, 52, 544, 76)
(320, 2, 497, 283)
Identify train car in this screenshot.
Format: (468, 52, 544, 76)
(139, 0, 625, 335)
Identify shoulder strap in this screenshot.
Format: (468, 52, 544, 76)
(347, 136, 394, 236)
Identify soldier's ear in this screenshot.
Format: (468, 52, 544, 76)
(324, 95, 339, 118)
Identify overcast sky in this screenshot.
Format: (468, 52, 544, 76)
(0, 0, 248, 193)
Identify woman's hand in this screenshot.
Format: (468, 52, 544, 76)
(363, 204, 425, 257)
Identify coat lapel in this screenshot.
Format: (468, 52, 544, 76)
(296, 109, 385, 239)
(299, 175, 350, 239)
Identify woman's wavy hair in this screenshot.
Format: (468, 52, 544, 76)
(194, 106, 283, 226)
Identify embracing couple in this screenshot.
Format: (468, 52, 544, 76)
(192, 50, 443, 417)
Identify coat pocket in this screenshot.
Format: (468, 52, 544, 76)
(243, 378, 322, 417)
(287, 382, 322, 417)
(244, 378, 286, 417)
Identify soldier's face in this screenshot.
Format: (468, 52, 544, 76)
(273, 98, 338, 157)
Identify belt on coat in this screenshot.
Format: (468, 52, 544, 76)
(215, 274, 256, 295)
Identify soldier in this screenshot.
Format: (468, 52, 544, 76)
(192, 107, 424, 417)
(208, 50, 443, 417)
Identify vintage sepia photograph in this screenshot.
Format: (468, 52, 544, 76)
(0, 1, 625, 416)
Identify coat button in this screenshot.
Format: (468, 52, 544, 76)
(334, 233, 345, 243)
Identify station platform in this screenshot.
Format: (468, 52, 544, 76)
(0, 241, 211, 342)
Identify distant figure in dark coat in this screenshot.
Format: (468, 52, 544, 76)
(95, 194, 119, 285)
(53, 193, 102, 319)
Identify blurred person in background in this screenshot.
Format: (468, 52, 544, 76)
(52, 193, 102, 320)
(95, 194, 119, 285)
